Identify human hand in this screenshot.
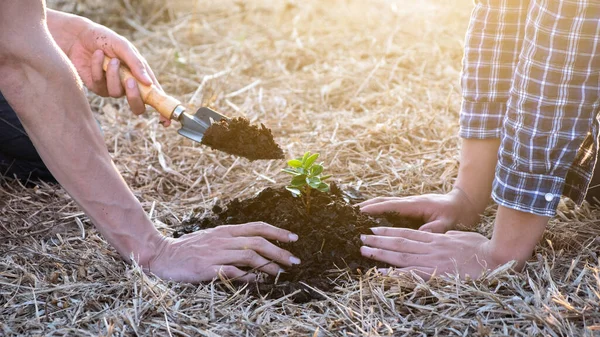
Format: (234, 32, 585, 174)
(58, 17, 171, 126)
(358, 188, 480, 233)
(146, 222, 301, 283)
(360, 227, 496, 281)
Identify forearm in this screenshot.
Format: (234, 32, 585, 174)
(487, 205, 549, 268)
(0, 6, 161, 265)
(453, 138, 500, 216)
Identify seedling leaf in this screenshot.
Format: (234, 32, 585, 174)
(310, 164, 323, 176)
(317, 182, 330, 192)
(291, 174, 307, 186)
(304, 153, 319, 169)
(302, 152, 311, 163)
(282, 168, 301, 175)
(286, 187, 302, 197)
(287, 159, 302, 168)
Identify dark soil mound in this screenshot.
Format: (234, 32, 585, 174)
(174, 185, 422, 302)
(201, 117, 284, 160)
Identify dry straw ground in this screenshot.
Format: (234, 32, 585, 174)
(2, 0, 600, 335)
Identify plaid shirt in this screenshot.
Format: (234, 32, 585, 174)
(459, 0, 600, 217)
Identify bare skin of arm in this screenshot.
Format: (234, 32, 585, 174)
(359, 139, 549, 279)
(0, 1, 300, 282)
(360, 139, 500, 233)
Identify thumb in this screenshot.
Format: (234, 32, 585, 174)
(360, 199, 425, 219)
(418, 220, 450, 234)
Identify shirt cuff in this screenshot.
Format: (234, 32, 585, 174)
(459, 101, 505, 139)
(492, 163, 564, 217)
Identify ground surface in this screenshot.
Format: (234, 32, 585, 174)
(2, 0, 600, 336)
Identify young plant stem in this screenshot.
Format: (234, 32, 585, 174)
(304, 186, 312, 215)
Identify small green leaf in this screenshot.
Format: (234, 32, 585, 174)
(320, 174, 332, 180)
(286, 186, 302, 196)
(310, 164, 323, 176)
(282, 168, 301, 175)
(317, 182, 330, 192)
(307, 176, 321, 189)
(303, 153, 319, 169)
(291, 174, 307, 186)
(301, 152, 311, 163)
(287, 159, 302, 168)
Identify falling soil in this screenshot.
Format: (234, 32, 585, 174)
(174, 184, 422, 302)
(201, 117, 285, 160)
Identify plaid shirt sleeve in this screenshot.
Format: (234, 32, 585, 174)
(460, 0, 600, 217)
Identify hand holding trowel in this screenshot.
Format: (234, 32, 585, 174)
(102, 56, 226, 143)
(102, 56, 283, 160)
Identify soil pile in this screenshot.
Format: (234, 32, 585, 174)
(174, 185, 422, 302)
(201, 117, 284, 160)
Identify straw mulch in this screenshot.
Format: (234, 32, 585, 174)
(2, 0, 600, 335)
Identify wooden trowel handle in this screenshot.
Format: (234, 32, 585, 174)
(102, 56, 183, 120)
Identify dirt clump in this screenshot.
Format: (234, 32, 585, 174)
(175, 184, 422, 302)
(201, 117, 284, 160)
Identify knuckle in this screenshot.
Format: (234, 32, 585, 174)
(392, 238, 405, 250)
(242, 249, 257, 263)
(250, 237, 268, 249)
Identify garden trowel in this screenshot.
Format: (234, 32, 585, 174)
(102, 57, 229, 143)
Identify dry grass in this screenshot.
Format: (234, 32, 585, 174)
(2, 0, 600, 335)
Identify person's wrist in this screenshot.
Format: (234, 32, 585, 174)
(485, 235, 530, 271)
(137, 231, 169, 272)
(448, 187, 481, 228)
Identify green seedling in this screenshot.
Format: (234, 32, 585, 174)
(282, 152, 331, 214)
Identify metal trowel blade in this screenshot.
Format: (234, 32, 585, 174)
(176, 107, 230, 143)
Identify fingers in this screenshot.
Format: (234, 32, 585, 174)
(124, 78, 146, 115)
(159, 116, 171, 127)
(105, 58, 125, 98)
(112, 38, 153, 85)
(91, 50, 109, 96)
(217, 249, 283, 275)
(370, 227, 434, 242)
(215, 222, 299, 243)
(103, 54, 146, 115)
(419, 220, 449, 233)
(360, 198, 426, 219)
(360, 246, 426, 267)
(213, 265, 257, 282)
(357, 197, 397, 208)
(228, 237, 300, 267)
(360, 234, 427, 254)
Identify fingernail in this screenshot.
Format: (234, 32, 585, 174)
(360, 246, 374, 256)
(288, 233, 299, 242)
(110, 58, 119, 66)
(289, 256, 301, 265)
(370, 227, 381, 234)
(127, 78, 136, 89)
(360, 234, 366, 242)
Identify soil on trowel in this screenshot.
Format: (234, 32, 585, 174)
(174, 184, 422, 302)
(200, 117, 284, 161)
